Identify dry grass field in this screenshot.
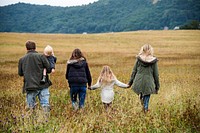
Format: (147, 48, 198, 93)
(0, 30, 200, 132)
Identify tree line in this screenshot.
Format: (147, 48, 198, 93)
(0, 0, 199, 33)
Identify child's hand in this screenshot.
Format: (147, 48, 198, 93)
(155, 89, 158, 94)
(51, 69, 55, 73)
(127, 84, 131, 88)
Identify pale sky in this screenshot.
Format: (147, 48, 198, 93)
(0, 0, 99, 7)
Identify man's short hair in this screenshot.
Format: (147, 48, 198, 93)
(26, 41, 36, 50)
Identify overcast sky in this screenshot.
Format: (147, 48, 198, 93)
(0, 0, 99, 7)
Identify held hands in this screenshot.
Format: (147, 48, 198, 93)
(51, 69, 55, 73)
(127, 84, 131, 88)
(155, 89, 158, 94)
(88, 86, 92, 90)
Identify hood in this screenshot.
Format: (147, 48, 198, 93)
(137, 55, 158, 67)
(67, 57, 85, 68)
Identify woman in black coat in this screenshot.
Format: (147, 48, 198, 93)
(66, 48, 92, 110)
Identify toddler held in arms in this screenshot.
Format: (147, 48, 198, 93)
(40, 45, 57, 84)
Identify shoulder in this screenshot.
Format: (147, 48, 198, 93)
(34, 53, 49, 63)
(137, 55, 158, 65)
(81, 60, 88, 66)
(47, 55, 56, 59)
(83, 60, 88, 64)
(29, 51, 43, 58)
(21, 51, 41, 59)
(19, 56, 25, 63)
(47, 55, 56, 60)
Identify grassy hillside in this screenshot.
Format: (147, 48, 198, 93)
(1, 0, 200, 33)
(0, 30, 200, 132)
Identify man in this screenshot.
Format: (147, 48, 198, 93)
(18, 40, 52, 113)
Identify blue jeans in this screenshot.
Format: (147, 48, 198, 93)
(26, 88, 50, 109)
(140, 94, 151, 111)
(70, 86, 86, 108)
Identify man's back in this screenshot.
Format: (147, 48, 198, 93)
(18, 50, 51, 91)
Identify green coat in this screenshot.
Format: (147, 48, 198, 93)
(128, 56, 160, 96)
(18, 51, 52, 92)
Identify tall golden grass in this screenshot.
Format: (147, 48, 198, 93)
(0, 30, 200, 132)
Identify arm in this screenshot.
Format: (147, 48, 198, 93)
(91, 77, 101, 90)
(85, 62, 92, 87)
(18, 58, 23, 76)
(49, 56, 57, 73)
(153, 61, 160, 92)
(128, 59, 138, 86)
(41, 55, 51, 73)
(115, 78, 129, 88)
(48, 56, 57, 69)
(65, 64, 70, 80)
(54, 56, 57, 64)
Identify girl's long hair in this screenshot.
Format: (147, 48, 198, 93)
(98, 66, 115, 85)
(138, 44, 154, 56)
(70, 48, 86, 60)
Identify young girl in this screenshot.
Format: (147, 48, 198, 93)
(65, 48, 92, 110)
(40, 45, 57, 84)
(90, 66, 129, 110)
(128, 44, 160, 113)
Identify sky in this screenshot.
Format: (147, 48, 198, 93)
(0, 0, 99, 7)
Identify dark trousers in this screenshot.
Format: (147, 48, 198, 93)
(70, 86, 86, 108)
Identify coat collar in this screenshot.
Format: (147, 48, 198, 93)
(67, 57, 85, 64)
(27, 50, 38, 54)
(137, 55, 158, 64)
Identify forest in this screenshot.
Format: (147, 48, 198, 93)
(0, 0, 200, 33)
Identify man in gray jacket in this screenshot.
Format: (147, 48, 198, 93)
(18, 40, 52, 113)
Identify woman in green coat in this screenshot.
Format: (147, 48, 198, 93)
(128, 44, 160, 113)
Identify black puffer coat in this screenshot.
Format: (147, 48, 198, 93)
(66, 58, 92, 87)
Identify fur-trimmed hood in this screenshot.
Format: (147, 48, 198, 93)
(67, 57, 86, 69)
(66, 57, 92, 87)
(67, 57, 85, 64)
(137, 55, 158, 66)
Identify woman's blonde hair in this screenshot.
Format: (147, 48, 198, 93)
(99, 66, 115, 85)
(44, 45, 54, 56)
(139, 44, 154, 56)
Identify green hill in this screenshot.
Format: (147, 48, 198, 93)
(0, 0, 199, 33)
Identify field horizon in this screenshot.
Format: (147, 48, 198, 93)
(0, 30, 200, 132)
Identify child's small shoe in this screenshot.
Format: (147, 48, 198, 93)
(144, 109, 150, 113)
(40, 75, 46, 84)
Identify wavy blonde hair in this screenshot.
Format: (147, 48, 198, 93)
(138, 44, 154, 56)
(98, 66, 115, 85)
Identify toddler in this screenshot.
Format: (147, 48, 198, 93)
(40, 45, 57, 84)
